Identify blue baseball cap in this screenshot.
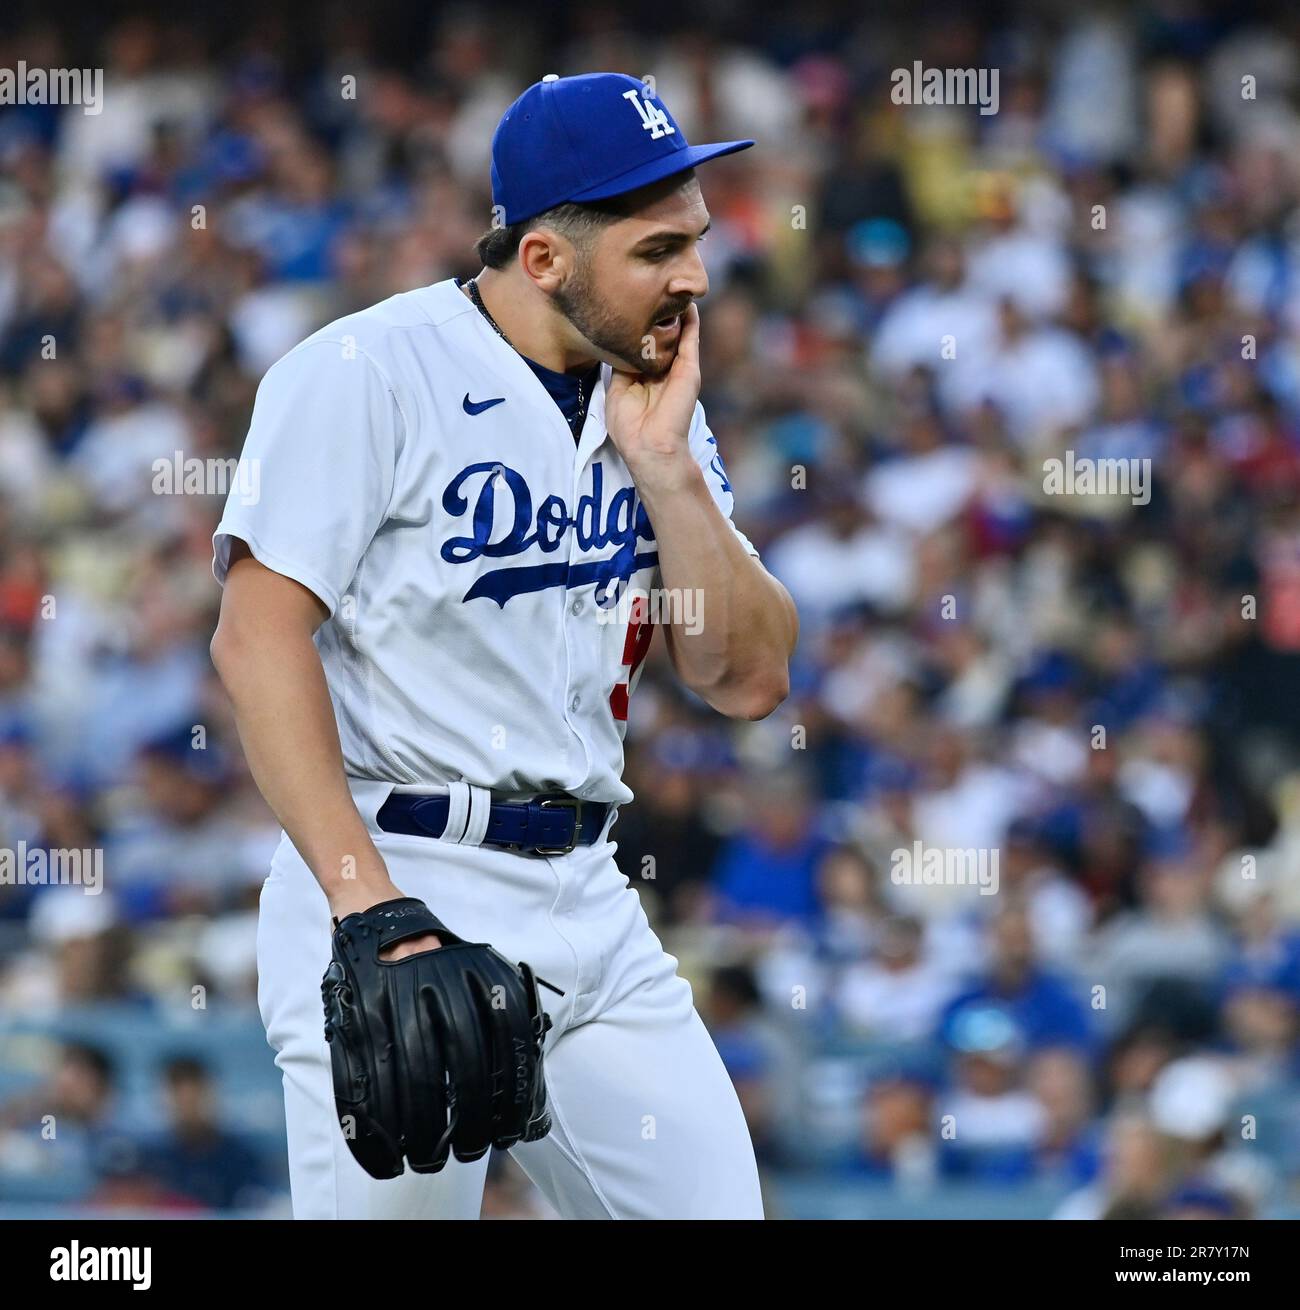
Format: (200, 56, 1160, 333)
(490, 72, 755, 226)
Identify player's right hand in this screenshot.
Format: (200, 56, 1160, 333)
(379, 932, 442, 960)
(328, 880, 442, 957)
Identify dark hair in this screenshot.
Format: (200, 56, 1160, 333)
(709, 963, 762, 1007)
(474, 169, 698, 269)
(474, 200, 627, 269)
(62, 1041, 115, 1087)
(163, 1054, 211, 1084)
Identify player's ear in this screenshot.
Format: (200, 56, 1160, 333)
(517, 228, 569, 293)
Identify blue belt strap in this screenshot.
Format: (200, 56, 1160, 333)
(375, 790, 610, 856)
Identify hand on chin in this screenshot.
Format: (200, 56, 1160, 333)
(603, 303, 701, 480)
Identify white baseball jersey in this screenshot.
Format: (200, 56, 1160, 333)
(212, 278, 759, 807)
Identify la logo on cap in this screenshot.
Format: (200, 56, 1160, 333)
(621, 87, 675, 140)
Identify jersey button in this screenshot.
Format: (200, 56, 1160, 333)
(570, 693, 582, 712)
(570, 598, 583, 616)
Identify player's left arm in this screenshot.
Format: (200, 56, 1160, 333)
(605, 303, 798, 720)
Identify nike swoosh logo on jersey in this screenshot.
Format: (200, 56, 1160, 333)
(463, 393, 506, 415)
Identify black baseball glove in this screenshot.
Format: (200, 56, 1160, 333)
(321, 897, 556, 1179)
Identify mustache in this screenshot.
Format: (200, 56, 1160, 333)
(651, 300, 692, 323)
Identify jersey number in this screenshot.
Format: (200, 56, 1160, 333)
(609, 595, 654, 721)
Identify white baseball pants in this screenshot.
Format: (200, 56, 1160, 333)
(255, 781, 763, 1219)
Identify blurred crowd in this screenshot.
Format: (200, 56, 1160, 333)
(0, 4, 1298, 1218)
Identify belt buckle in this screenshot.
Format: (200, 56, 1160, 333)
(532, 794, 583, 856)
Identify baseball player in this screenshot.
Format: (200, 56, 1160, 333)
(210, 71, 798, 1220)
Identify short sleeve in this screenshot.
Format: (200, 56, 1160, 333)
(688, 404, 760, 560)
(212, 339, 405, 617)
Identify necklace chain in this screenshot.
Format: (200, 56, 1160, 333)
(465, 276, 508, 343)
(464, 277, 588, 419)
